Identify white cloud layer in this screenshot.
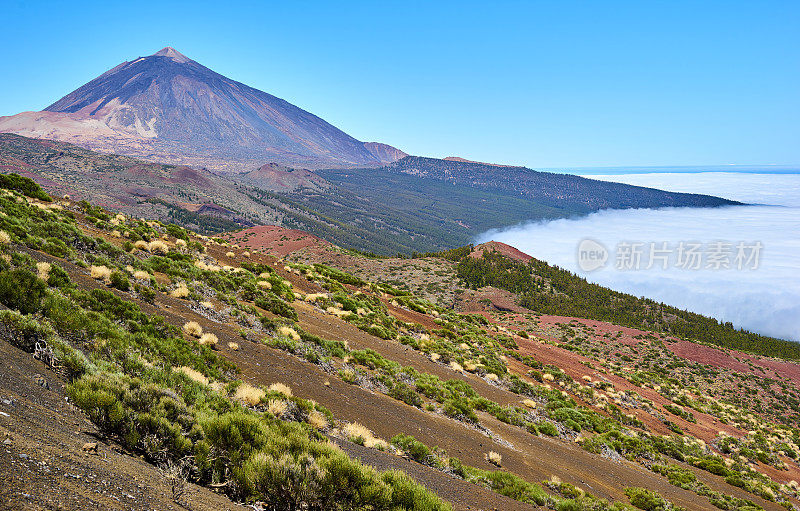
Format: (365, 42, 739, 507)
(477, 173, 800, 342)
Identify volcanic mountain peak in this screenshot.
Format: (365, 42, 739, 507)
(152, 46, 191, 62)
(0, 48, 405, 171)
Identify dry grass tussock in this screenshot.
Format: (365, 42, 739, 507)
(226, 251, 235, 258)
(486, 451, 502, 466)
(198, 333, 218, 348)
(257, 280, 272, 289)
(173, 366, 209, 386)
(134, 240, 149, 250)
(234, 382, 265, 406)
(182, 321, 203, 337)
(170, 283, 190, 298)
(148, 240, 170, 254)
(133, 270, 150, 281)
(90, 265, 112, 281)
(343, 423, 388, 450)
(36, 262, 51, 281)
(307, 410, 328, 430)
(267, 399, 287, 417)
(277, 326, 300, 341)
(268, 382, 292, 397)
(227, 342, 239, 351)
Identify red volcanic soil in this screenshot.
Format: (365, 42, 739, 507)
(223, 225, 328, 257)
(471, 241, 533, 262)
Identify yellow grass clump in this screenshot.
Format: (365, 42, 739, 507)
(36, 262, 51, 281)
(304, 293, 327, 302)
(133, 270, 150, 281)
(133, 240, 149, 250)
(148, 240, 170, 254)
(173, 366, 209, 386)
(268, 382, 293, 397)
(226, 251, 235, 258)
(183, 321, 203, 337)
(198, 333, 218, 348)
(170, 283, 190, 298)
(485, 373, 500, 382)
(464, 361, 478, 372)
(242, 251, 250, 258)
(307, 410, 329, 430)
(257, 280, 272, 289)
(542, 373, 555, 382)
(110, 230, 122, 238)
(90, 265, 112, 281)
(175, 239, 188, 248)
(227, 342, 240, 351)
(267, 399, 287, 417)
(430, 353, 441, 362)
(200, 300, 214, 309)
(486, 451, 502, 466)
(326, 306, 350, 318)
(523, 399, 537, 409)
(277, 326, 301, 341)
(449, 361, 464, 372)
(234, 383, 265, 406)
(343, 423, 388, 450)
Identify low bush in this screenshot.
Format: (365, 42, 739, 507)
(0, 268, 46, 314)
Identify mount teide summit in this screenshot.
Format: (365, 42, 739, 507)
(0, 47, 405, 170)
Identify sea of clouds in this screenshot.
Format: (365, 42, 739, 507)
(477, 172, 800, 342)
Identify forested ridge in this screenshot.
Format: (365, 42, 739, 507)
(445, 247, 800, 360)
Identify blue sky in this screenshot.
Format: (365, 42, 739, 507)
(1, 0, 797, 168)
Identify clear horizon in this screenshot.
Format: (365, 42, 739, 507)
(1, 1, 798, 168)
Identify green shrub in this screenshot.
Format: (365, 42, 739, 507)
(537, 421, 558, 437)
(0, 173, 51, 201)
(0, 268, 46, 314)
(389, 382, 422, 408)
(46, 264, 72, 288)
(255, 295, 298, 321)
(109, 271, 130, 291)
(391, 433, 435, 465)
(624, 487, 673, 511)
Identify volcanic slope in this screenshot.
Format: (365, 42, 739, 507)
(0, 47, 404, 170)
(1, 175, 798, 510)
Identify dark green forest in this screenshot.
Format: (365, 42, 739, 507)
(446, 247, 800, 360)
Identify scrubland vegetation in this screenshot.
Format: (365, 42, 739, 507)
(1, 173, 799, 511)
(0, 176, 448, 510)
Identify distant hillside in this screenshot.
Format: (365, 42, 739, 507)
(379, 156, 741, 211)
(0, 47, 405, 171)
(1, 134, 742, 255)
